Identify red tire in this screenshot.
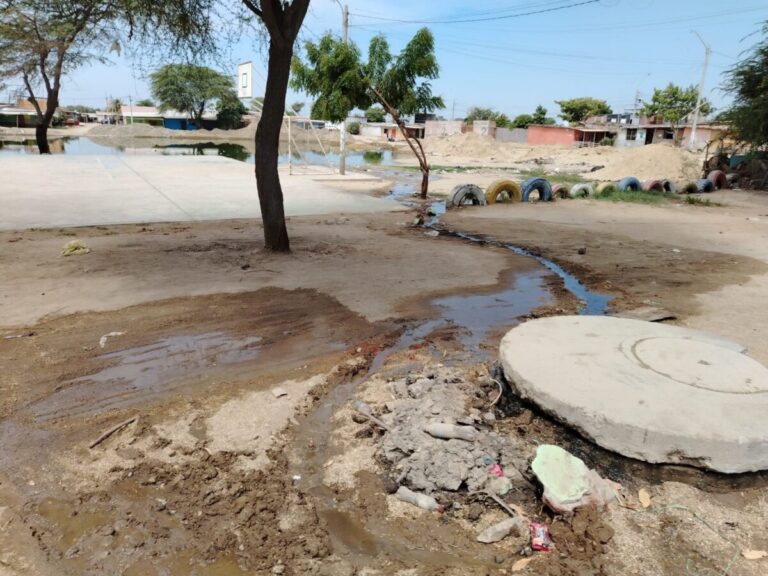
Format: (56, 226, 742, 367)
(642, 180, 664, 192)
(707, 170, 728, 190)
(551, 184, 569, 199)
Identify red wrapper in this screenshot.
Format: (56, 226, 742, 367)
(530, 522, 552, 552)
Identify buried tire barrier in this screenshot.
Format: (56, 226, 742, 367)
(696, 179, 715, 193)
(595, 182, 617, 195)
(447, 183, 487, 209)
(679, 182, 699, 194)
(617, 177, 642, 192)
(661, 179, 677, 194)
(521, 177, 553, 202)
(485, 179, 522, 204)
(551, 184, 570, 200)
(707, 170, 728, 190)
(569, 183, 594, 198)
(642, 180, 665, 192)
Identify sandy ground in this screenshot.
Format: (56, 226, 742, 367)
(2, 140, 768, 575)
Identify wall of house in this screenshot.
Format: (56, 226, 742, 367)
(472, 120, 496, 138)
(496, 128, 528, 143)
(424, 120, 466, 137)
(615, 127, 647, 148)
(359, 124, 385, 138)
(527, 125, 577, 146)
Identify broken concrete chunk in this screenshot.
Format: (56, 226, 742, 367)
(423, 422, 477, 442)
(486, 476, 513, 496)
(531, 444, 617, 514)
(476, 517, 528, 543)
(271, 387, 288, 398)
(394, 486, 442, 512)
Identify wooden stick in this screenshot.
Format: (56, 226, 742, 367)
(89, 416, 137, 449)
(353, 408, 390, 431)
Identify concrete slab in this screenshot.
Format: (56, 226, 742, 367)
(500, 316, 768, 473)
(0, 155, 400, 230)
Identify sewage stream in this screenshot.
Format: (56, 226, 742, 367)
(290, 181, 614, 563)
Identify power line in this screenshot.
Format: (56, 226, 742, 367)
(350, 0, 600, 25)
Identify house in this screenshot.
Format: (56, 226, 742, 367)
(424, 120, 466, 137)
(120, 105, 164, 126)
(359, 122, 424, 140)
(527, 124, 617, 147)
(118, 105, 218, 130)
(0, 103, 38, 128)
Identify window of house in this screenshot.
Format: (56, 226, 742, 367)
(626, 128, 637, 141)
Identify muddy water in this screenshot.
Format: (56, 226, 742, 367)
(28, 332, 264, 422)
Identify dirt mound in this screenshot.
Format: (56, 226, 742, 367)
(88, 121, 259, 141)
(579, 144, 702, 182)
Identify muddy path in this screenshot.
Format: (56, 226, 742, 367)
(3, 187, 768, 575)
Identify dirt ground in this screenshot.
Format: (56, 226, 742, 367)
(3, 143, 768, 575)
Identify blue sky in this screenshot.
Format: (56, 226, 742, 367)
(53, 0, 768, 120)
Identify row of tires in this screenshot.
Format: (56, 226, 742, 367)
(446, 170, 730, 209)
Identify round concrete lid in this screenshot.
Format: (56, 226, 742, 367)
(500, 316, 768, 473)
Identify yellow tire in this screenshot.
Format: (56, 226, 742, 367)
(485, 179, 522, 204)
(595, 182, 617, 195)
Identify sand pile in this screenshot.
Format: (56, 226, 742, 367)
(579, 143, 703, 182)
(88, 121, 259, 141)
(423, 132, 528, 164)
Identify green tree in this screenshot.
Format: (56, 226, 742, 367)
(292, 27, 444, 198)
(532, 104, 555, 125)
(0, 1, 122, 153)
(216, 91, 246, 129)
(365, 105, 386, 122)
(68, 104, 97, 113)
(641, 83, 712, 142)
(464, 107, 510, 128)
(135, 98, 155, 107)
(242, 0, 311, 252)
(510, 114, 533, 128)
(150, 64, 233, 128)
(723, 24, 767, 149)
(556, 97, 612, 125)
(289, 101, 304, 115)
(0, 0, 210, 154)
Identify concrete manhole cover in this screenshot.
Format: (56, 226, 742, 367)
(500, 316, 768, 473)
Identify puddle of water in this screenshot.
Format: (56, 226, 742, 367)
(0, 137, 396, 167)
(37, 498, 112, 550)
(433, 269, 551, 350)
(28, 332, 263, 422)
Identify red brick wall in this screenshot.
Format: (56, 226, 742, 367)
(527, 125, 577, 146)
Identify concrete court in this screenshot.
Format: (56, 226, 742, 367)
(500, 316, 768, 473)
(0, 154, 401, 230)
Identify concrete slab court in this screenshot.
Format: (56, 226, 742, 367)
(0, 155, 400, 230)
(500, 316, 768, 473)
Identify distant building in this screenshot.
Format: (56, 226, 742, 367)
(119, 105, 218, 130)
(359, 122, 424, 140)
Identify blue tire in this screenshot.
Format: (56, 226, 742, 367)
(696, 178, 715, 193)
(617, 177, 642, 192)
(521, 177, 552, 202)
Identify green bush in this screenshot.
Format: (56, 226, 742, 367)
(347, 121, 360, 135)
(598, 136, 615, 146)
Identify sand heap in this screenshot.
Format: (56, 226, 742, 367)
(580, 143, 703, 182)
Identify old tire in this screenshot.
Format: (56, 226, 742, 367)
(679, 182, 698, 194)
(551, 184, 570, 200)
(661, 179, 678, 194)
(618, 177, 642, 192)
(595, 182, 617, 196)
(569, 183, 594, 198)
(696, 179, 715, 193)
(447, 184, 487, 208)
(643, 180, 664, 192)
(707, 170, 728, 190)
(521, 177, 552, 202)
(485, 179, 522, 204)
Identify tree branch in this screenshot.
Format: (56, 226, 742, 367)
(241, 0, 262, 17)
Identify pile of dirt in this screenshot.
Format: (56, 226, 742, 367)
(577, 143, 702, 182)
(88, 122, 258, 141)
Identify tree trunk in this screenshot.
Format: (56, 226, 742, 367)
(35, 122, 51, 154)
(254, 39, 292, 252)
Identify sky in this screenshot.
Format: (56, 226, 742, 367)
(30, 0, 768, 120)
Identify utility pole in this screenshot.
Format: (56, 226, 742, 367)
(689, 31, 711, 150)
(335, 0, 349, 175)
